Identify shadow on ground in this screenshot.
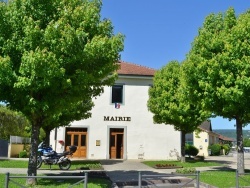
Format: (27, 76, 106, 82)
(104, 170, 198, 187)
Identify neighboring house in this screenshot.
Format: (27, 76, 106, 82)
(186, 120, 235, 156)
(50, 61, 181, 160)
(218, 134, 235, 145)
(193, 120, 220, 156)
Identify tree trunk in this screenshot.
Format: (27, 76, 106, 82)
(180, 131, 186, 162)
(236, 117, 244, 174)
(43, 127, 52, 146)
(26, 123, 40, 185)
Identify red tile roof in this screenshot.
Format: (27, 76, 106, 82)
(219, 135, 235, 142)
(117, 61, 155, 76)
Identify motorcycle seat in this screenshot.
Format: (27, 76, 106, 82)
(56, 153, 65, 157)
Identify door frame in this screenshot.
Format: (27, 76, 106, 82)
(107, 126, 127, 159)
(65, 127, 89, 158)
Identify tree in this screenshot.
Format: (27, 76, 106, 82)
(148, 61, 209, 162)
(184, 8, 250, 173)
(0, 0, 124, 184)
(0, 105, 30, 140)
(42, 99, 93, 145)
(243, 138, 250, 147)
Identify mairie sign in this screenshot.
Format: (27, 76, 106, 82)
(104, 116, 131, 121)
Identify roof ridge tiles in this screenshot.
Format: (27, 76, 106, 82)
(119, 60, 156, 71)
(117, 60, 156, 76)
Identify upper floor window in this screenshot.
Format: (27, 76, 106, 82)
(112, 85, 123, 103)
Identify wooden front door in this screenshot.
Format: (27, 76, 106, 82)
(66, 128, 87, 158)
(110, 128, 124, 159)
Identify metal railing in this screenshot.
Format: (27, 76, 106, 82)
(236, 170, 250, 188)
(5, 172, 88, 188)
(138, 171, 200, 188)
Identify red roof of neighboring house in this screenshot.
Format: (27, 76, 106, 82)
(117, 61, 155, 76)
(219, 135, 235, 142)
(198, 120, 235, 142)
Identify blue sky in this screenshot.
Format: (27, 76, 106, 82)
(101, 0, 250, 130)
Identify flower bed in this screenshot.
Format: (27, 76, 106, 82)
(154, 164, 183, 169)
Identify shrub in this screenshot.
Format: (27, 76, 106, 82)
(23, 144, 31, 156)
(185, 145, 199, 157)
(222, 144, 230, 155)
(176, 167, 196, 174)
(208, 144, 221, 156)
(19, 150, 28, 158)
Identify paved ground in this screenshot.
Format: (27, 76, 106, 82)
(1, 154, 250, 187)
(100, 155, 241, 187)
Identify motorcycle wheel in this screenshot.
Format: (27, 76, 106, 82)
(59, 159, 71, 170)
(37, 155, 43, 169)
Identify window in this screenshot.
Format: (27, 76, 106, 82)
(185, 133, 193, 145)
(112, 85, 123, 103)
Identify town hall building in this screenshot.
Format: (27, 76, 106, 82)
(50, 61, 181, 160)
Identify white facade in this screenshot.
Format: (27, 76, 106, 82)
(50, 66, 181, 160)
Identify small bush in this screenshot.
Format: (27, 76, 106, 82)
(208, 144, 221, 156)
(222, 144, 230, 155)
(19, 150, 28, 158)
(185, 145, 199, 157)
(176, 167, 196, 174)
(23, 144, 31, 155)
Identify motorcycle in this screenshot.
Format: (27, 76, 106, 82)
(37, 142, 77, 170)
(37, 141, 54, 155)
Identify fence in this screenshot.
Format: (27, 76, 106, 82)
(10, 136, 31, 144)
(138, 171, 200, 188)
(5, 172, 88, 188)
(236, 170, 250, 188)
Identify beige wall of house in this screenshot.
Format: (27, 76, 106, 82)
(194, 131, 209, 156)
(8, 144, 24, 158)
(193, 131, 220, 156)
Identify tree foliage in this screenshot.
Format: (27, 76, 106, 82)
(42, 99, 93, 145)
(148, 61, 209, 162)
(0, 0, 124, 183)
(243, 138, 250, 147)
(148, 61, 209, 132)
(183, 7, 250, 173)
(0, 105, 30, 140)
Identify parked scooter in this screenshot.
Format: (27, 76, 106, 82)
(37, 142, 77, 170)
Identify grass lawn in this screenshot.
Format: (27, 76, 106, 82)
(0, 159, 103, 170)
(200, 170, 250, 188)
(0, 173, 112, 188)
(0, 159, 111, 187)
(143, 159, 250, 188)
